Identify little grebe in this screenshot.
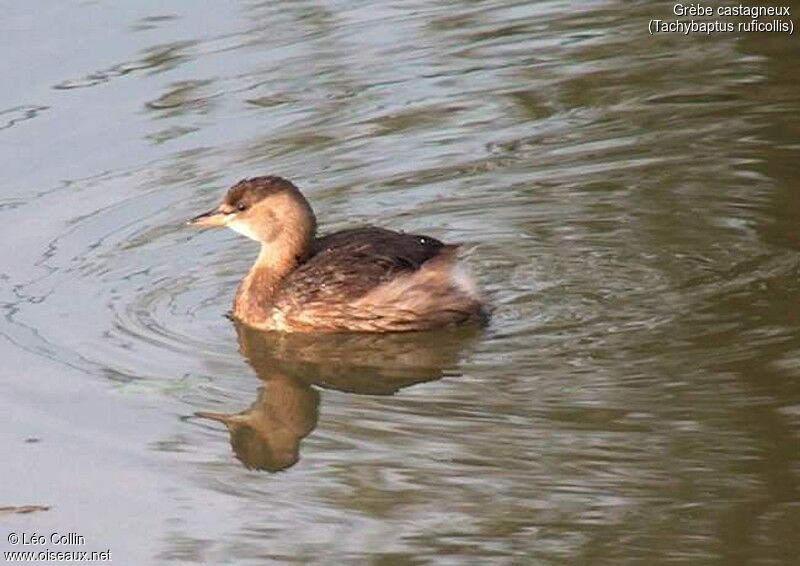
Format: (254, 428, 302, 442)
(188, 176, 488, 332)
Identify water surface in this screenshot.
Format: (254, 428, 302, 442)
(2, 1, 799, 563)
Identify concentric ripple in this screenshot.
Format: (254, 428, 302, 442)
(3, 167, 251, 390)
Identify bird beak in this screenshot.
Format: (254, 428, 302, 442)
(187, 208, 228, 227)
(194, 411, 234, 424)
(194, 411, 249, 429)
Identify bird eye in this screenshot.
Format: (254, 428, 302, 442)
(236, 202, 248, 212)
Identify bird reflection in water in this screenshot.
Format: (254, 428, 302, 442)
(195, 321, 479, 472)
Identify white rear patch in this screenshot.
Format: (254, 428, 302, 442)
(451, 263, 481, 299)
(270, 310, 289, 331)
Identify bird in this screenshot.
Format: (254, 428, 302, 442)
(188, 175, 488, 332)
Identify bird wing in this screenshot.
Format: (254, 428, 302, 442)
(273, 227, 446, 307)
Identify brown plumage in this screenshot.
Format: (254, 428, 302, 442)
(188, 176, 488, 332)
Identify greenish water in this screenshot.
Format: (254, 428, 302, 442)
(2, 1, 799, 563)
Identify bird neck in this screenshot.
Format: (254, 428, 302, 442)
(233, 238, 309, 325)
